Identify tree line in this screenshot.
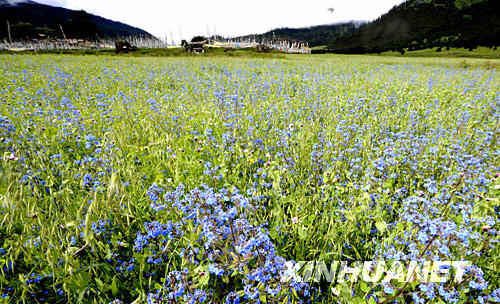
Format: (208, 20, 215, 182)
(325, 0, 499, 54)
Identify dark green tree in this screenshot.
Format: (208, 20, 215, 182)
(190, 36, 206, 43)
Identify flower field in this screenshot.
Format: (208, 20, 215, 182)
(0, 54, 499, 303)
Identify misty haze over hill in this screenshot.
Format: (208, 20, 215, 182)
(231, 21, 365, 47)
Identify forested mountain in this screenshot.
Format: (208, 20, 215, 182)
(327, 0, 499, 53)
(232, 22, 364, 47)
(0, 0, 153, 40)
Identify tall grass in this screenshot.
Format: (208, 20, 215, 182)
(0, 55, 498, 303)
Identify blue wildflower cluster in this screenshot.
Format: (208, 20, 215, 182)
(373, 178, 498, 302)
(0, 116, 16, 142)
(138, 184, 313, 303)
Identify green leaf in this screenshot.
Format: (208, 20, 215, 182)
(268, 227, 279, 239)
(111, 277, 119, 296)
(375, 221, 387, 233)
(303, 214, 316, 226)
(360, 282, 369, 292)
(363, 192, 371, 201)
(199, 273, 210, 286)
(77, 288, 87, 303)
(95, 277, 104, 289)
(298, 228, 308, 240)
(341, 284, 353, 299)
(65, 221, 77, 227)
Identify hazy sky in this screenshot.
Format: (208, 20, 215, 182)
(32, 0, 406, 43)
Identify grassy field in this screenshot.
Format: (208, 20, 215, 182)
(0, 47, 287, 59)
(379, 47, 500, 60)
(2, 46, 499, 61)
(310, 46, 500, 60)
(0, 54, 499, 304)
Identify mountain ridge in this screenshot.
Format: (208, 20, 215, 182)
(0, 0, 154, 40)
(230, 21, 364, 47)
(327, 0, 499, 53)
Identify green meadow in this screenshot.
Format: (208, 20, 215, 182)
(0, 54, 499, 303)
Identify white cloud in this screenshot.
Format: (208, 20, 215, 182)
(33, 0, 406, 43)
(3, 0, 28, 5)
(36, 0, 67, 7)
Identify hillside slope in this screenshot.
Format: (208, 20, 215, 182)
(0, 0, 153, 40)
(232, 22, 363, 47)
(328, 0, 499, 53)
